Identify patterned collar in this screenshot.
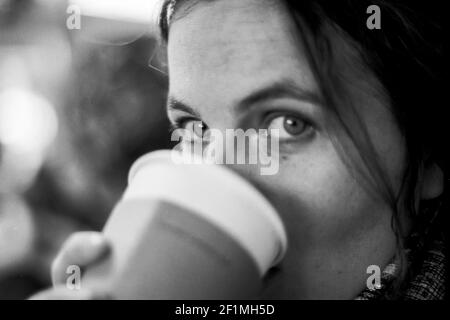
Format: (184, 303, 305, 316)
(356, 199, 447, 300)
(356, 235, 446, 300)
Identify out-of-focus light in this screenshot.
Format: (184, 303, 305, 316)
(65, 0, 164, 45)
(0, 87, 58, 153)
(69, 0, 164, 27)
(0, 194, 35, 276)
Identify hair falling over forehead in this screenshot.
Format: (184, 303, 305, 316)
(159, 0, 190, 40)
(161, 0, 177, 27)
(158, 0, 447, 295)
(159, 0, 219, 40)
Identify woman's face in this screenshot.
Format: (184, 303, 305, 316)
(166, 0, 407, 299)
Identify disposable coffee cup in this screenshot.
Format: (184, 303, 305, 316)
(81, 150, 288, 299)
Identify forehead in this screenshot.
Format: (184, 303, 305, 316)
(167, 0, 318, 111)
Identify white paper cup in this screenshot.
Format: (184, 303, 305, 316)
(82, 150, 287, 299)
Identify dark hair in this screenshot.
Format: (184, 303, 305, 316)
(159, 0, 447, 296)
(282, 0, 447, 296)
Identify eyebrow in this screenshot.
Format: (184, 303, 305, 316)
(167, 79, 323, 117)
(235, 80, 323, 114)
(167, 97, 201, 118)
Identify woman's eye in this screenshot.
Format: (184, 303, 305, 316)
(180, 120, 208, 141)
(266, 115, 310, 139)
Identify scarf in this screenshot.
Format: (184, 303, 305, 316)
(356, 200, 447, 300)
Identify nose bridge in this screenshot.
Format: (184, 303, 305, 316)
(204, 126, 262, 180)
(201, 110, 280, 180)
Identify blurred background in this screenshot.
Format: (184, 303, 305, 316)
(0, 0, 170, 299)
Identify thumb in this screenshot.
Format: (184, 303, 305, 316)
(51, 232, 110, 286)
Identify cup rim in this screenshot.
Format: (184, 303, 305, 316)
(127, 149, 288, 273)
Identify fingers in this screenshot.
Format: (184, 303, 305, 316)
(51, 232, 110, 286)
(28, 286, 110, 300)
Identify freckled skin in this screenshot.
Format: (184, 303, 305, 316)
(167, 0, 407, 299)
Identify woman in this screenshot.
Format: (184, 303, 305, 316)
(32, 0, 447, 299)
